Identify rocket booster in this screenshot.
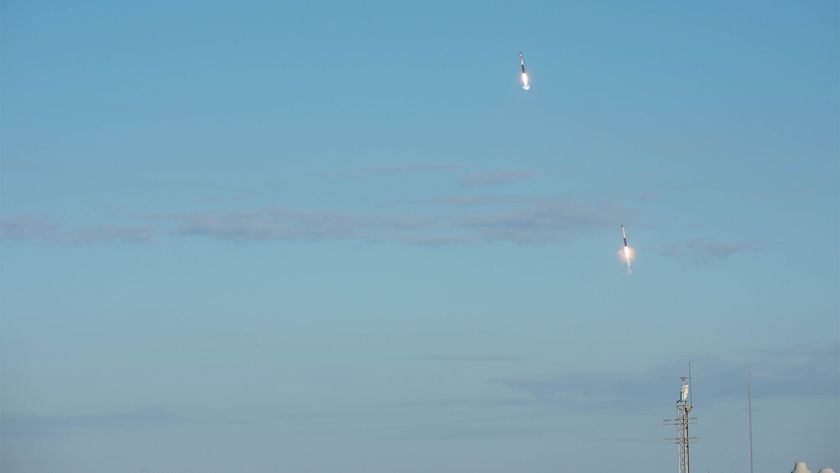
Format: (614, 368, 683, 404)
(620, 224, 632, 274)
(519, 52, 530, 90)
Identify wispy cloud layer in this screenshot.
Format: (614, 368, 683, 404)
(459, 170, 538, 188)
(0, 216, 58, 241)
(462, 202, 613, 244)
(362, 163, 457, 175)
(360, 164, 538, 191)
(393, 398, 532, 409)
(159, 200, 619, 245)
(1, 408, 190, 436)
(662, 239, 765, 262)
(411, 355, 526, 363)
(424, 195, 529, 207)
(4, 343, 834, 441)
(2, 197, 624, 247)
(158, 208, 430, 243)
(0, 217, 153, 244)
(490, 342, 838, 408)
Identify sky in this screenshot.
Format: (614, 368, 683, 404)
(1, 0, 838, 472)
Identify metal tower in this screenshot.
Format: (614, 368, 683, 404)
(665, 376, 698, 473)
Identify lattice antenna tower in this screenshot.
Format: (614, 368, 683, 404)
(664, 372, 698, 473)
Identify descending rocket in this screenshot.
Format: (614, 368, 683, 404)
(620, 224, 633, 274)
(519, 52, 530, 90)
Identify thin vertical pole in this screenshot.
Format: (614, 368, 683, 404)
(748, 370, 754, 473)
(689, 363, 693, 407)
(685, 400, 690, 473)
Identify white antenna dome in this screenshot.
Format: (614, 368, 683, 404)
(793, 463, 812, 473)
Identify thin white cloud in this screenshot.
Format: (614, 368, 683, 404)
(411, 355, 526, 363)
(362, 163, 457, 175)
(458, 170, 538, 188)
(0, 217, 152, 244)
(157, 200, 619, 246)
(424, 194, 530, 207)
(0, 216, 58, 241)
(662, 239, 766, 262)
(1, 196, 627, 247)
(490, 341, 838, 407)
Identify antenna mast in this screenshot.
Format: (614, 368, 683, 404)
(665, 374, 697, 473)
(688, 363, 693, 407)
(748, 370, 754, 473)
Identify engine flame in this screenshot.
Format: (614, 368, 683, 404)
(521, 72, 530, 90)
(618, 246, 635, 274)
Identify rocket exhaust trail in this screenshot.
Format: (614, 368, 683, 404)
(519, 52, 530, 90)
(624, 247, 632, 274)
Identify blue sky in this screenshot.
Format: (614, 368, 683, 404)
(1, 1, 838, 472)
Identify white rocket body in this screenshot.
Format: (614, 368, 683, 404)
(620, 225, 632, 274)
(519, 52, 530, 90)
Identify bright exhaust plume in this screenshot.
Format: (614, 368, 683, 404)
(618, 246, 635, 274)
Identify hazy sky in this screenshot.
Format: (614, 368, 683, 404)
(1, 1, 838, 472)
